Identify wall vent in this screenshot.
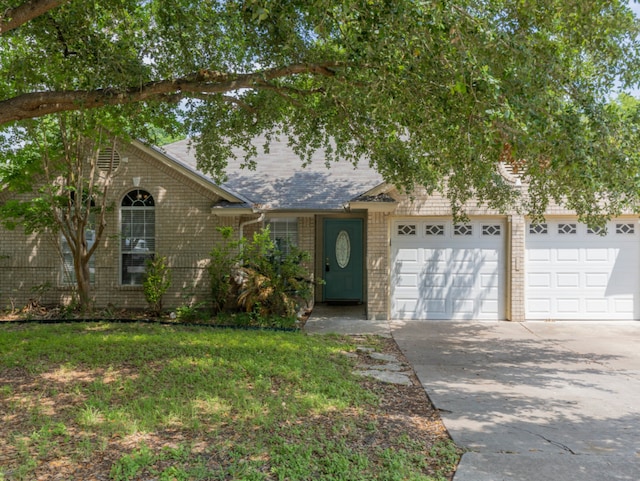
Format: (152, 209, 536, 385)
(97, 148, 121, 173)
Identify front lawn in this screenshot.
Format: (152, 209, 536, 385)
(0, 322, 458, 480)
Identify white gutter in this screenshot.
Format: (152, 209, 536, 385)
(239, 212, 265, 239)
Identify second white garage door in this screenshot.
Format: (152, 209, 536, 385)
(391, 219, 505, 320)
(526, 219, 640, 320)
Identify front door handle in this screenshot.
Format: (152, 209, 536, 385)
(325, 257, 330, 272)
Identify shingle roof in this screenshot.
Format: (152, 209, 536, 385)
(161, 136, 384, 211)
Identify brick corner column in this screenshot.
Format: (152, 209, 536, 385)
(509, 215, 526, 321)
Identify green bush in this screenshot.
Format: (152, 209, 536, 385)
(174, 302, 207, 323)
(238, 229, 312, 318)
(143, 255, 171, 316)
(208, 226, 238, 314)
(209, 227, 314, 322)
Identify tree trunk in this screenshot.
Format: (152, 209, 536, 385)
(73, 249, 92, 311)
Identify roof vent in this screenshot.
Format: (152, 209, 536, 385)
(497, 142, 524, 186)
(498, 162, 522, 182)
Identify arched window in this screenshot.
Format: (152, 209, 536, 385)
(120, 189, 155, 285)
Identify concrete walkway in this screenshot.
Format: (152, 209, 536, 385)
(302, 303, 392, 337)
(305, 310, 640, 480)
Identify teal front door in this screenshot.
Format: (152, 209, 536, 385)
(323, 218, 363, 303)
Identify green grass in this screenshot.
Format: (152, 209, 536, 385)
(0, 322, 458, 480)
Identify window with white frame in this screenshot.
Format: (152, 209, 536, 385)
(120, 189, 155, 285)
(267, 218, 298, 255)
(61, 227, 96, 285)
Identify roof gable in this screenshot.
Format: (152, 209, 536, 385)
(132, 140, 249, 204)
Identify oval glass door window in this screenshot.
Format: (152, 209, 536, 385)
(335, 230, 351, 268)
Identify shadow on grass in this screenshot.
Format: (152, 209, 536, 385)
(0, 322, 455, 481)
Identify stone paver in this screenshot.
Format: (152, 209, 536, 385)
(352, 346, 413, 386)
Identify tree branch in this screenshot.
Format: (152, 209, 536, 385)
(221, 95, 258, 114)
(0, 0, 68, 35)
(0, 62, 342, 124)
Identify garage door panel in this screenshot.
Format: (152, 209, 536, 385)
(481, 299, 499, 314)
(585, 249, 610, 262)
(615, 298, 634, 313)
(479, 250, 501, 262)
(528, 298, 551, 313)
(556, 273, 580, 288)
(393, 260, 422, 272)
(585, 273, 608, 288)
(448, 249, 499, 263)
(424, 299, 448, 312)
(422, 274, 447, 288)
(528, 273, 551, 288)
(480, 273, 499, 288)
(395, 273, 419, 288)
(453, 299, 475, 315)
(395, 248, 419, 262)
(448, 249, 476, 263)
(394, 285, 420, 296)
(556, 298, 581, 313)
(585, 299, 608, 312)
(394, 298, 417, 318)
(422, 249, 449, 261)
(528, 249, 551, 262)
(423, 262, 449, 274)
(526, 219, 639, 320)
(556, 249, 580, 262)
(451, 274, 475, 288)
(450, 259, 499, 273)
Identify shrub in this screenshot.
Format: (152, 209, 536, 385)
(143, 255, 171, 316)
(236, 228, 313, 318)
(174, 301, 207, 322)
(209, 227, 314, 321)
(209, 226, 239, 314)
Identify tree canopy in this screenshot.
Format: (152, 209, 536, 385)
(2, 0, 640, 221)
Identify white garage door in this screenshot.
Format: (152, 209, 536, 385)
(391, 219, 505, 320)
(526, 219, 640, 320)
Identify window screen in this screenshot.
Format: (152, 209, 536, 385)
(267, 218, 298, 255)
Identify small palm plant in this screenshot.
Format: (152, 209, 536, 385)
(237, 229, 313, 319)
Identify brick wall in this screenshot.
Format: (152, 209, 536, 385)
(393, 186, 506, 217)
(366, 211, 390, 320)
(0, 144, 228, 311)
(509, 215, 526, 321)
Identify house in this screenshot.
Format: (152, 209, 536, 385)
(1, 135, 639, 321)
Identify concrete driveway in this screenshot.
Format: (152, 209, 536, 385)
(391, 321, 640, 481)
